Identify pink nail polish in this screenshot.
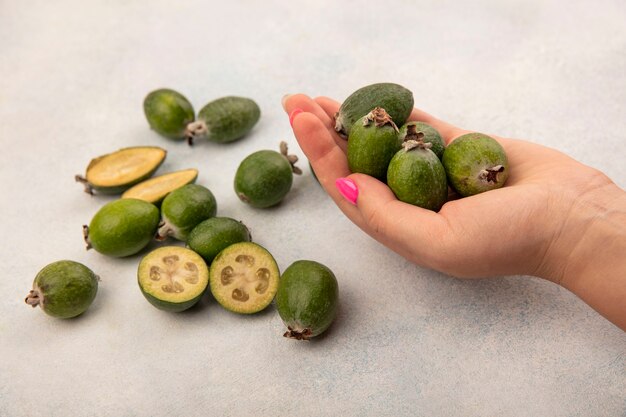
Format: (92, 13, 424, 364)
(335, 178, 358, 205)
(289, 108, 303, 126)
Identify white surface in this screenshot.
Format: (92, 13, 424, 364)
(1, 1, 625, 416)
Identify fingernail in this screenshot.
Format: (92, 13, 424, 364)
(289, 108, 303, 127)
(335, 178, 358, 205)
(281, 94, 292, 110)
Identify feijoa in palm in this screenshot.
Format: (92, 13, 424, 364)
(138, 246, 209, 312)
(398, 122, 445, 160)
(276, 260, 339, 340)
(442, 133, 509, 197)
(25, 260, 99, 319)
(186, 217, 251, 264)
(234, 141, 301, 208)
(144, 88, 195, 140)
(84, 198, 160, 257)
(387, 139, 448, 211)
(157, 184, 217, 241)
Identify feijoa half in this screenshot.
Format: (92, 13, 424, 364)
(276, 260, 339, 340)
(84, 198, 160, 257)
(25, 260, 99, 319)
(209, 242, 279, 314)
(442, 133, 509, 197)
(144, 88, 195, 140)
(121, 168, 198, 204)
(138, 246, 209, 312)
(398, 122, 445, 160)
(75, 146, 167, 195)
(157, 184, 217, 241)
(187, 217, 251, 264)
(234, 141, 302, 208)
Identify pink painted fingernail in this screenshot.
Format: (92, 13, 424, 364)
(281, 94, 292, 110)
(289, 108, 304, 126)
(335, 178, 358, 205)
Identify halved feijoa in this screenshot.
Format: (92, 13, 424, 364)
(398, 122, 445, 160)
(187, 217, 251, 264)
(209, 242, 279, 314)
(138, 246, 209, 312)
(335, 82, 413, 138)
(144, 88, 195, 140)
(75, 146, 167, 195)
(84, 198, 160, 257)
(121, 168, 198, 204)
(25, 260, 99, 319)
(157, 184, 217, 241)
(276, 260, 338, 340)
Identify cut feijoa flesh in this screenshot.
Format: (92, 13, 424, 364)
(209, 242, 279, 314)
(75, 146, 167, 195)
(121, 168, 198, 204)
(138, 246, 209, 312)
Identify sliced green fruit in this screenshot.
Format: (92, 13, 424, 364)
(234, 141, 301, 208)
(209, 242, 279, 314)
(121, 168, 198, 204)
(387, 139, 448, 211)
(157, 184, 217, 241)
(442, 133, 509, 197)
(347, 107, 401, 181)
(186, 96, 260, 145)
(144, 88, 195, 140)
(138, 246, 209, 312)
(335, 82, 414, 138)
(75, 146, 167, 195)
(276, 260, 339, 340)
(25, 260, 98, 319)
(398, 122, 445, 160)
(84, 198, 160, 257)
(187, 217, 251, 264)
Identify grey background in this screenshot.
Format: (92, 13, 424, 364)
(1, 1, 625, 416)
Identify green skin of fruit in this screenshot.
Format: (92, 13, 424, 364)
(196, 96, 260, 143)
(398, 122, 445, 160)
(186, 217, 251, 264)
(442, 133, 509, 197)
(335, 82, 414, 138)
(347, 114, 402, 181)
(87, 199, 160, 257)
(144, 89, 195, 139)
(387, 145, 448, 211)
(158, 184, 217, 241)
(276, 260, 339, 340)
(26, 260, 98, 319)
(235, 150, 293, 208)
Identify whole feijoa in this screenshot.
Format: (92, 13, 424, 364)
(157, 184, 217, 241)
(25, 260, 99, 319)
(235, 141, 302, 208)
(398, 122, 445, 160)
(84, 198, 160, 257)
(442, 133, 509, 197)
(387, 139, 448, 211)
(186, 217, 251, 264)
(335, 82, 414, 138)
(185, 96, 260, 144)
(347, 107, 401, 181)
(276, 260, 339, 340)
(144, 88, 195, 140)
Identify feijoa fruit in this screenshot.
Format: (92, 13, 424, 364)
(156, 184, 217, 241)
(186, 217, 251, 264)
(144, 88, 195, 140)
(398, 122, 445, 160)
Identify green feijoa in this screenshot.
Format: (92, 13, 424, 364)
(186, 217, 251, 264)
(398, 122, 445, 160)
(347, 107, 401, 181)
(138, 246, 209, 312)
(234, 141, 302, 208)
(84, 198, 160, 257)
(209, 242, 280, 314)
(335, 82, 414, 138)
(387, 140, 448, 211)
(25, 260, 99, 319)
(276, 260, 339, 340)
(442, 133, 509, 197)
(144, 88, 195, 140)
(185, 96, 260, 144)
(157, 184, 217, 241)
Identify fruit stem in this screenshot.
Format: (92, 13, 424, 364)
(74, 175, 94, 195)
(333, 112, 348, 139)
(403, 139, 432, 152)
(83, 225, 92, 250)
(184, 121, 208, 146)
(279, 141, 302, 175)
(363, 107, 399, 132)
(25, 289, 40, 308)
(155, 220, 172, 241)
(479, 165, 505, 183)
(283, 326, 313, 341)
